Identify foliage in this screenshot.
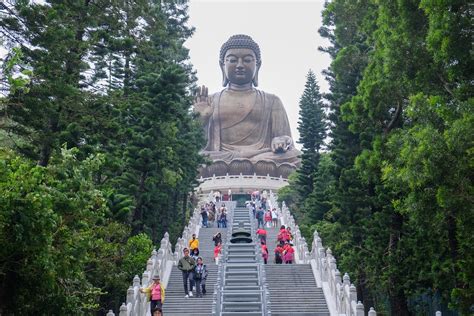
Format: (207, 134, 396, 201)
(283, 0, 473, 314)
(0, 0, 203, 313)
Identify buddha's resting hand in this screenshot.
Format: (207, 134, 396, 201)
(271, 136, 293, 153)
(193, 85, 212, 120)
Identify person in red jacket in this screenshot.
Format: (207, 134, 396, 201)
(261, 241, 269, 264)
(274, 243, 284, 264)
(283, 241, 295, 264)
(277, 225, 289, 245)
(256, 227, 267, 243)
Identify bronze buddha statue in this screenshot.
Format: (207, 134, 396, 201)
(194, 34, 300, 177)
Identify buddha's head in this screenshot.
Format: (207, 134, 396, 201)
(219, 34, 261, 87)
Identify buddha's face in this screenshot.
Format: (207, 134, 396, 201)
(223, 48, 257, 86)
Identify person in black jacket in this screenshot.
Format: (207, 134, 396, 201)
(212, 232, 222, 246)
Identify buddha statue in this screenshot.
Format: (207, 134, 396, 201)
(194, 34, 300, 177)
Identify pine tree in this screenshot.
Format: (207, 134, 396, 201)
(296, 70, 326, 202)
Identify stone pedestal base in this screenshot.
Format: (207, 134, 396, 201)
(197, 173, 289, 195)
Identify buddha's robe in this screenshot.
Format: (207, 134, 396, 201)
(201, 88, 300, 165)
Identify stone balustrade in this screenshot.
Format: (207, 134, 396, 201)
(103, 231, 174, 316)
(268, 191, 374, 316)
(105, 201, 203, 316)
(198, 173, 289, 193)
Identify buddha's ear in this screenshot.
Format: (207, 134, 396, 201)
(220, 61, 229, 87)
(253, 63, 261, 87)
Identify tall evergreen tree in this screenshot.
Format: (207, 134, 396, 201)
(296, 70, 326, 202)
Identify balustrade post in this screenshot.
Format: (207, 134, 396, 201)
(106, 310, 115, 316)
(119, 303, 128, 316)
(368, 307, 377, 316)
(356, 301, 364, 316)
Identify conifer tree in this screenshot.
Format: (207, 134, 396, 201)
(296, 70, 326, 201)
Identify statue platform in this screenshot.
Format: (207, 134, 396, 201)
(197, 158, 295, 194)
(197, 173, 289, 194)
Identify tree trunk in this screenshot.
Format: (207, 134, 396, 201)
(182, 192, 188, 228)
(388, 211, 410, 316)
(131, 171, 147, 235)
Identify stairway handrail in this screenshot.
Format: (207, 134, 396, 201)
(109, 197, 203, 316)
(108, 230, 174, 316)
(268, 191, 376, 316)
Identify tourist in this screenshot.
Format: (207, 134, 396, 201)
(200, 206, 208, 228)
(151, 307, 162, 316)
(140, 274, 165, 314)
(188, 234, 199, 255)
(193, 257, 208, 298)
(286, 227, 293, 241)
(264, 209, 272, 228)
(216, 207, 222, 228)
(274, 243, 284, 264)
(221, 209, 227, 228)
(256, 207, 265, 228)
(207, 205, 215, 227)
(228, 188, 232, 201)
(256, 227, 267, 244)
(191, 248, 199, 261)
(277, 225, 289, 244)
(212, 232, 222, 246)
(261, 241, 269, 264)
(283, 241, 295, 264)
(177, 248, 196, 298)
(271, 208, 278, 227)
(214, 242, 222, 264)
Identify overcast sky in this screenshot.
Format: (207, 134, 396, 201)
(185, 0, 332, 147)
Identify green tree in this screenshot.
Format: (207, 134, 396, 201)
(296, 70, 326, 201)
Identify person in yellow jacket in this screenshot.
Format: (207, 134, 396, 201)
(189, 234, 199, 255)
(140, 274, 165, 313)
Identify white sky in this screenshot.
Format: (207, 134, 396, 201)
(185, 0, 332, 147)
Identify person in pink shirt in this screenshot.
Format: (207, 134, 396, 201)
(264, 210, 272, 228)
(140, 274, 165, 313)
(214, 242, 222, 264)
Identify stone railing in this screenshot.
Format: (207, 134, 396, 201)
(199, 173, 289, 192)
(106, 194, 208, 316)
(105, 232, 174, 316)
(173, 206, 202, 262)
(268, 191, 375, 316)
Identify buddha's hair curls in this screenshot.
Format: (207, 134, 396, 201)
(219, 34, 261, 66)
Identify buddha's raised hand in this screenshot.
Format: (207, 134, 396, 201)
(193, 85, 212, 119)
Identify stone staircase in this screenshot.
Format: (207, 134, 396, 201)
(162, 228, 226, 315)
(219, 207, 268, 315)
(265, 264, 330, 316)
(197, 227, 227, 264)
(162, 265, 218, 316)
(263, 225, 279, 264)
